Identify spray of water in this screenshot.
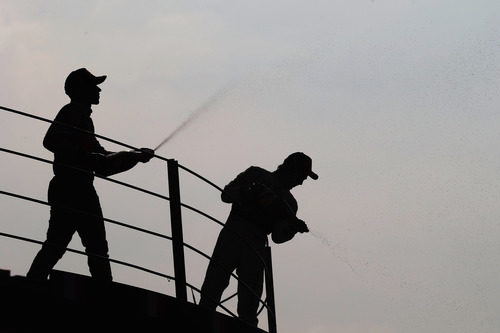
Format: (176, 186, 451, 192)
(154, 84, 234, 151)
(308, 228, 358, 275)
(308, 228, 423, 293)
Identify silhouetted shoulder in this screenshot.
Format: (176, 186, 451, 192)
(221, 166, 270, 203)
(242, 166, 270, 177)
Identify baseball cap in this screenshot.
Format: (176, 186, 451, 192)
(283, 152, 319, 180)
(64, 68, 106, 96)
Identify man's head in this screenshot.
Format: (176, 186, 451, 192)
(64, 68, 106, 105)
(277, 152, 318, 189)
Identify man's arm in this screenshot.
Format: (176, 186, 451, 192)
(91, 149, 154, 177)
(271, 217, 308, 244)
(45, 106, 153, 176)
(266, 194, 309, 244)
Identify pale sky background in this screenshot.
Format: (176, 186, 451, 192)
(1, 1, 500, 332)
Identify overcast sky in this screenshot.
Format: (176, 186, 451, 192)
(1, 1, 500, 332)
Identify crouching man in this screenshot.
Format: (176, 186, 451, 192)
(199, 152, 318, 326)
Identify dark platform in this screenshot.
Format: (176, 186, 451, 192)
(0, 269, 266, 333)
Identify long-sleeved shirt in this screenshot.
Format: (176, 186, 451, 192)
(222, 166, 298, 235)
(44, 102, 110, 183)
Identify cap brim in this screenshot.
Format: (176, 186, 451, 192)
(94, 75, 107, 85)
(309, 171, 319, 180)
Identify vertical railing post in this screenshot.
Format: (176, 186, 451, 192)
(167, 159, 187, 302)
(264, 244, 278, 333)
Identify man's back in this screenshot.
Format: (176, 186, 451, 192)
(223, 166, 298, 236)
(44, 102, 108, 182)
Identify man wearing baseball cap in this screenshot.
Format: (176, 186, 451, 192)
(27, 68, 154, 282)
(199, 152, 318, 327)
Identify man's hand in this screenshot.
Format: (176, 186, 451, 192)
(272, 218, 308, 244)
(295, 218, 309, 233)
(133, 148, 154, 163)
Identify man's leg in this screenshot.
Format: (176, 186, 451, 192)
(236, 244, 265, 327)
(27, 208, 75, 281)
(77, 189, 112, 282)
(200, 228, 240, 310)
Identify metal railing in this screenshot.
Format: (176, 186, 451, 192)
(0, 104, 277, 333)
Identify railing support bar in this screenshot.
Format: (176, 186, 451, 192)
(264, 245, 278, 333)
(167, 159, 187, 301)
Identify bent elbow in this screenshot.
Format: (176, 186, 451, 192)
(43, 137, 55, 153)
(221, 191, 233, 203)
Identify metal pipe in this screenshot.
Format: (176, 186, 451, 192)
(264, 245, 278, 333)
(167, 159, 187, 301)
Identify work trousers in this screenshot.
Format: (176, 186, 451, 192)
(200, 220, 266, 327)
(27, 177, 112, 281)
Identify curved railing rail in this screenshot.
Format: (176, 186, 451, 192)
(0, 146, 267, 268)
(0, 105, 222, 192)
(0, 187, 256, 309)
(0, 230, 238, 319)
(0, 104, 277, 333)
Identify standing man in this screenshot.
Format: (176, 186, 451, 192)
(27, 68, 154, 282)
(199, 152, 318, 327)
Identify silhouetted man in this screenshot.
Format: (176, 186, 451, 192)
(199, 152, 318, 326)
(27, 68, 153, 282)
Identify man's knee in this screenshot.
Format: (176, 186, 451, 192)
(41, 241, 68, 259)
(83, 236, 109, 255)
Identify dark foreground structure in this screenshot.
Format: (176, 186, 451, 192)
(0, 104, 282, 333)
(0, 269, 265, 333)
